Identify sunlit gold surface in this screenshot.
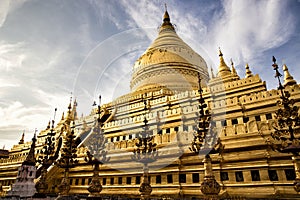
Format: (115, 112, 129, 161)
(1, 10, 300, 200)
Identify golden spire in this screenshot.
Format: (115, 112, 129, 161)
(18, 131, 25, 144)
(73, 98, 78, 120)
(283, 64, 297, 87)
(245, 63, 253, 78)
(230, 59, 237, 75)
(163, 3, 169, 21)
(66, 94, 73, 121)
(217, 48, 231, 77)
(160, 4, 175, 32)
(61, 112, 65, 120)
(22, 131, 36, 166)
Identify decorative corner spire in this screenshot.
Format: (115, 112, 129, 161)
(283, 64, 297, 87)
(73, 98, 77, 107)
(19, 131, 25, 144)
(218, 48, 223, 57)
(22, 130, 37, 166)
(230, 59, 237, 75)
(67, 93, 72, 113)
(217, 48, 231, 77)
(66, 95, 74, 122)
(68, 103, 72, 113)
(73, 98, 78, 120)
(51, 108, 57, 129)
(96, 95, 102, 124)
(61, 112, 64, 120)
(245, 63, 253, 78)
(210, 67, 215, 79)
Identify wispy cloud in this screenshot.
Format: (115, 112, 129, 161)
(119, 0, 296, 80)
(0, 41, 26, 71)
(0, 0, 28, 28)
(205, 0, 295, 68)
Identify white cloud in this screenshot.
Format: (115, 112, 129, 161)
(0, 89, 72, 149)
(0, 101, 47, 148)
(0, 41, 26, 71)
(205, 0, 295, 67)
(118, 0, 295, 78)
(120, 0, 164, 39)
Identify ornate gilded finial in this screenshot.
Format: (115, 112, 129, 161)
(258, 56, 300, 192)
(132, 93, 157, 200)
(217, 48, 231, 77)
(272, 56, 276, 64)
(97, 95, 102, 123)
(54, 108, 57, 120)
(231, 59, 237, 75)
(22, 131, 37, 166)
(163, 4, 170, 22)
(283, 64, 297, 87)
(68, 97, 72, 111)
(47, 121, 51, 129)
(189, 72, 209, 153)
(72, 98, 78, 120)
(51, 108, 57, 129)
(19, 131, 25, 144)
(73, 98, 77, 106)
(272, 56, 284, 95)
(61, 112, 64, 120)
(160, 4, 175, 32)
(84, 94, 110, 197)
(66, 94, 74, 121)
(218, 47, 223, 57)
(245, 63, 253, 78)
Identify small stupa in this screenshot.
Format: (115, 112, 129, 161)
(6, 134, 37, 198)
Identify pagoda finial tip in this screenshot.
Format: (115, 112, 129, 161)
(272, 56, 276, 63)
(218, 47, 223, 57)
(245, 63, 253, 78)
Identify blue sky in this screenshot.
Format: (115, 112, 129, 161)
(0, 0, 300, 149)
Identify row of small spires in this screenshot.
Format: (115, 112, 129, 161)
(160, 8, 296, 87)
(17, 98, 78, 145)
(160, 8, 296, 88)
(212, 49, 297, 87)
(17, 51, 297, 146)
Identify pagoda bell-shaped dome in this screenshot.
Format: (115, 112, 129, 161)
(130, 9, 209, 92)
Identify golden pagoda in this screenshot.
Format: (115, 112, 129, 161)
(0, 9, 300, 200)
